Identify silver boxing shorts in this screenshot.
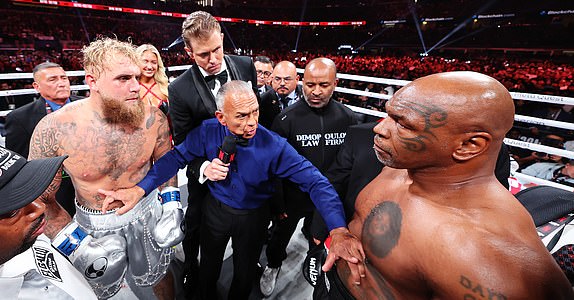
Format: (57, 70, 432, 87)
(74, 190, 174, 288)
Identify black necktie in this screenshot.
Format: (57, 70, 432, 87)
(280, 96, 290, 109)
(205, 70, 228, 90)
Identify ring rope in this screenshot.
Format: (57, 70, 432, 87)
(1, 66, 573, 196)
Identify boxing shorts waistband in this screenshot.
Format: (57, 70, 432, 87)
(74, 190, 159, 230)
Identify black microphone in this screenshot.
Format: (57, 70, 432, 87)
(218, 135, 237, 164)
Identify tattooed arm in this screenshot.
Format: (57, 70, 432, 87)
(29, 115, 72, 239)
(29, 114, 61, 160)
(151, 108, 178, 190)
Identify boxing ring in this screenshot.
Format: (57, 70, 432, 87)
(1, 66, 573, 193)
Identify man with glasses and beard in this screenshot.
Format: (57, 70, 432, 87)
(254, 55, 274, 95)
(258, 61, 303, 128)
(28, 38, 182, 300)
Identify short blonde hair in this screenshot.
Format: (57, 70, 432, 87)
(82, 37, 138, 79)
(181, 11, 221, 49)
(136, 44, 169, 98)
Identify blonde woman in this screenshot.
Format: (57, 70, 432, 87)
(136, 44, 173, 142)
(136, 44, 169, 113)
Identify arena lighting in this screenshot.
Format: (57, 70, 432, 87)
(354, 27, 390, 50)
(425, 17, 473, 54)
(12, 0, 365, 26)
(475, 13, 516, 19)
(546, 10, 574, 15)
(433, 26, 487, 50)
(425, 0, 497, 54)
(409, 3, 427, 54)
(165, 36, 183, 50)
(421, 17, 454, 22)
(293, 0, 308, 53)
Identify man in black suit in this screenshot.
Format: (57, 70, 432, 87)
(260, 58, 357, 297)
(258, 61, 303, 128)
(310, 121, 384, 242)
(167, 10, 258, 295)
(5, 62, 81, 215)
(254, 55, 274, 95)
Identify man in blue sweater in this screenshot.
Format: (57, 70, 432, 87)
(99, 80, 365, 299)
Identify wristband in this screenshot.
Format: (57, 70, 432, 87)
(52, 223, 88, 256)
(159, 187, 180, 204)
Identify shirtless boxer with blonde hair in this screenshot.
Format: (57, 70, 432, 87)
(29, 37, 183, 300)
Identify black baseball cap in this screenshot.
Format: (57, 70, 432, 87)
(0, 146, 67, 215)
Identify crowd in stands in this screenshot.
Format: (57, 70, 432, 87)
(2, 48, 573, 108)
(3, 48, 573, 97)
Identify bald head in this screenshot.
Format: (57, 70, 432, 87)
(375, 71, 514, 170)
(271, 61, 299, 98)
(399, 71, 514, 142)
(302, 57, 338, 108)
(304, 57, 337, 74)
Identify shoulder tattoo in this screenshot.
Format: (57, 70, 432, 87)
(362, 201, 402, 259)
(150, 110, 171, 157)
(145, 108, 156, 129)
(30, 116, 68, 158)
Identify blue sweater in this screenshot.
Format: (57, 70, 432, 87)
(138, 118, 346, 230)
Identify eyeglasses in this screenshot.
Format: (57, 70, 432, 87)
(273, 76, 294, 83)
(256, 70, 272, 77)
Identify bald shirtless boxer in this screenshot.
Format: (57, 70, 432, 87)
(28, 38, 183, 299)
(320, 71, 574, 299)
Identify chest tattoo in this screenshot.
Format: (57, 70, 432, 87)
(98, 127, 146, 180)
(362, 201, 402, 258)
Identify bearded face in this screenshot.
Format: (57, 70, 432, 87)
(89, 54, 145, 128)
(100, 93, 145, 128)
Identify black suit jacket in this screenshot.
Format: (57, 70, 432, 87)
(311, 122, 383, 240)
(5, 95, 82, 216)
(5, 95, 82, 157)
(325, 122, 383, 218)
(169, 55, 258, 146)
(0, 94, 35, 111)
(258, 85, 303, 129)
(258, 84, 272, 95)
